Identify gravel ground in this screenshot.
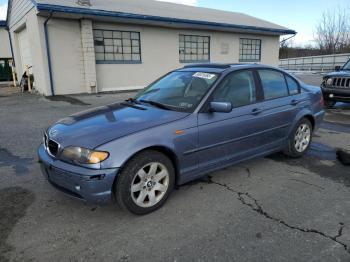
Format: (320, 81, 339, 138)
(0, 74, 350, 262)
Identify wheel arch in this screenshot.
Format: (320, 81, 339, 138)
(287, 111, 316, 140)
(112, 145, 181, 195)
(142, 145, 180, 183)
(303, 114, 315, 130)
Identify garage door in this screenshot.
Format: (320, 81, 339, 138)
(17, 27, 33, 75)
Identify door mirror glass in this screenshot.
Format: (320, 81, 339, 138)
(335, 66, 341, 71)
(210, 101, 232, 113)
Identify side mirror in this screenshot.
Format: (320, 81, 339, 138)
(210, 101, 232, 113)
(335, 66, 341, 71)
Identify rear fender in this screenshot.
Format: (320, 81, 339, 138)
(288, 109, 314, 137)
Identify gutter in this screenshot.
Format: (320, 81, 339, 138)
(44, 12, 55, 96)
(36, 3, 296, 35)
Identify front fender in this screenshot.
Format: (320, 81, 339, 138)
(97, 115, 198, 171)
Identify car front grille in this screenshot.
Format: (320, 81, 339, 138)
(332, 77, 350, 88)
(44, 134, 60, 157)
(44, 134, 48, 148)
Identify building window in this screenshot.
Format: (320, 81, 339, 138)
(93, 29, 141, 63)
(179, 34, 210, 63)
(239, 38, 261, 62)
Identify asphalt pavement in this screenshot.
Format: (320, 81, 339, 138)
(0, 74, 350, 262)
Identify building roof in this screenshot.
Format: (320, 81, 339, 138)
(0, 20, 6, 27)
(33, 0, 296, 35)
(179, 63, 279, 73)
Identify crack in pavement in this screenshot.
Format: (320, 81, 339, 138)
(236, 165, 252, 178)
(245, 167, 251, 178)
(204, 176, 350, 255)
(288, 178, 325, 191)
(286, 169, 311, 176)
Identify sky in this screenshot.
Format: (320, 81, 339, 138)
(0, 0, 349, 46)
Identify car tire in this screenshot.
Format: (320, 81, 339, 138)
(324, 99, 336, 108)
(283, 118, 313, 158)
(114, 150, 175, 215)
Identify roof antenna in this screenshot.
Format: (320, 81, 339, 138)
(76, 0, 91, 6)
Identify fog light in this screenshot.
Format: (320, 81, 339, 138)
(75, 185, 81, 191)
(329, 94, 334, 98)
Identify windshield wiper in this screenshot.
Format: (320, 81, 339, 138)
(139, 99, 172, 110)
(125, 98, 141, 104)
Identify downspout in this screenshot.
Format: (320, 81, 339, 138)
(44, 12, 55, 96)
(280, 34, 296, 45)
(5, 26, 16, 67)
(280, 34, 297, 61)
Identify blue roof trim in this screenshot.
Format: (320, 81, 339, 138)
(36, 3, 296, 35)
(0, 20, 6, 27)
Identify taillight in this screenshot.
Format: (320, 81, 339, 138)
(320, 95, 324, 107)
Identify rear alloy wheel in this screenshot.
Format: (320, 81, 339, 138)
(294, 123, 311, 153)
(115, 150, 175, 215)
(284, 118, 312, 158)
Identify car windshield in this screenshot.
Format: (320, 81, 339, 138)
(134, 71, 219, 112)
(343, 60, 350, 70)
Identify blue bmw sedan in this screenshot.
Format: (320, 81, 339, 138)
(38, 64, 325, 215)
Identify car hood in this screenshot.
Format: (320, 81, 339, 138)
(47, 102, 189, 149)
(325, 71, 350, 78)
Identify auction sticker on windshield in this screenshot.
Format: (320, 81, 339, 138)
(193, 72, 216, 80)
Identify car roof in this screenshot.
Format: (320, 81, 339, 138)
(177, 63, 279, 73)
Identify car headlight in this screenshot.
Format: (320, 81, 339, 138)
(326, 78, 333, 86)
(61, 146, 109, 164)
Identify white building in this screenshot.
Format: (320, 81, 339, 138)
(6, 0, 295, 95)
(0, 21, 13, 82)
(0, 21, 12, 59)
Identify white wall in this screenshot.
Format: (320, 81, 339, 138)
(46, 18, 86, 95)
(7, 0, 33, 29)
(9, 8, 52, 95)
(0, 28, 12, 58)
(9, 11, 87, 95)
(94, 22, 280, 92)
(8, 11, 281, 95)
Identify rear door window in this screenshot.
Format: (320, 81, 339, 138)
(258, 70, 289, 100)
(285, 75, 299, 95)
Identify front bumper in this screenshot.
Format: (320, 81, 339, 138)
(38, 144, 119, 204)
(322, 86, 350, 102)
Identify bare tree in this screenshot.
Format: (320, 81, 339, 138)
(314, 7, 350, 54)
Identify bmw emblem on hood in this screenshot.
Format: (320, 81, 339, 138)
(49, 129, 59, 137)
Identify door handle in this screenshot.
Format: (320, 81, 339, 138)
(291, 99, 300, 105)
(251, 108, 263, 115)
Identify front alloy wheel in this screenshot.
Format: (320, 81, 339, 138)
(131, 162, 170, 208)
(115, 150, 175, 215)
